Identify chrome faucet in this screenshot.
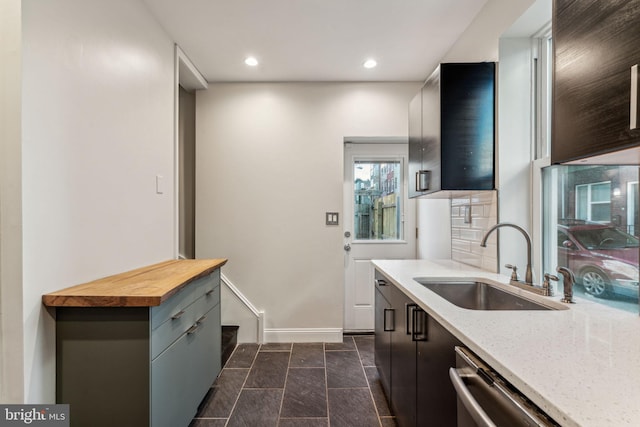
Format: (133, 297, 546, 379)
(480, 222, 533, 285)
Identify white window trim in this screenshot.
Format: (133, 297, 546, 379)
(532, 157, 550, 284)
(531, 26, 553, 280)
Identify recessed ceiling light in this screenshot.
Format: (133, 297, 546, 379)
(363, 59, 377, 69)
(244, 56, 259, 67)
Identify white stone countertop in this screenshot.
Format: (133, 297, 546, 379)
(372, 259, 640, 427)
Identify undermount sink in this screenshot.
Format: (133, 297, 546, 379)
(414, 279, 565, 311)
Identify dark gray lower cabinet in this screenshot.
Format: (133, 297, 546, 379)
(374, 278, 393, 397)
(390, 284, 417, 427)
(416, 312, 461, 426)
(374, 270, 461, 427)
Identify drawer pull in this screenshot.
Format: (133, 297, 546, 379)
(171, 310, 185, 320)
(186, 324, 199, 335)
(196, 315, 207, 324)
(206, 289, 215, 296)
(375, 279, 387, 287)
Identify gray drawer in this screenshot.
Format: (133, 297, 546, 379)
(151, 304, 220, 427)
(192, 268, 220, 298)
(150, 274, 214, 330)
(150, 272, 220, 360)
(151, 289, 219, 360)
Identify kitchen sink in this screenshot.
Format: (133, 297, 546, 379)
(414, 280, 565, 311)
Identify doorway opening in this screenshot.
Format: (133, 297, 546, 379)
(175, 46, 207, 259)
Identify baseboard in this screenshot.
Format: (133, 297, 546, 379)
(263, 328, 343, 343)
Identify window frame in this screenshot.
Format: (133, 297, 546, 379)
(531, 26, 553, 282)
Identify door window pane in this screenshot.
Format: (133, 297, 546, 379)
(354, 161, 402, 240)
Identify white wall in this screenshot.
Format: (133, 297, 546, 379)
(196, 83, 420, 342)
(441, 0, 536, 62)
(21, 0, 175, 402)
(0, 0, 24, 403)
(496, 37, 535, 278)
(416, 199, 451, 259)
(496, 0, 551, 282)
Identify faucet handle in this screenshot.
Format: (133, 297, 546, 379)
(542, 273, 558, 296)
(504, 264, 519, 282)
(556, 267, 576, 304)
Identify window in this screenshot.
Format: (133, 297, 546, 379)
(543, 164, 639, 312)
(353, 160, 402, 240)
(575, 181, 611, 223)
(532, 30, 639, 312)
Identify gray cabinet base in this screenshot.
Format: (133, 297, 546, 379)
(56, 307, 150, 427)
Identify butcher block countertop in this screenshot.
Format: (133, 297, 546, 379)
(42, 259, 227, 308)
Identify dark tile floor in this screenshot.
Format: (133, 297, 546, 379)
(190, 335, 396, 427)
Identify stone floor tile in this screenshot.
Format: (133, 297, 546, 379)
(353, 335, 375, 367)
(244, 351, 290, 388)
(280, 368, 327, 418)
(327, 388, 379, 427)
(325, 351, 368, 388)
(227, 389, 283, 427)
(189, 418, 228, 427)
(325, 336, 356, 351)
(290, 343, 325, 368)
(278, 418, 328, 426)
(365, 366, 392, 417)
(261, 342, 293, 351)
(196, 368, 249, 418)
(225, 343, 259, 369)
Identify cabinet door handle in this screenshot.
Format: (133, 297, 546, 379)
(186, 323, 199, 335)
(383, 308, 395, 332)
(406, 303, 417, 335)
(375, 279, 388, 287)
(171, 310, 185, 320)
(631, 64, 638, 130)
(206, 289, 215, 296)
(416, 170, 430, 192)
(412, 308, 428, 342)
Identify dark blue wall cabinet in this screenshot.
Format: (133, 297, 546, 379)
(409, 62, 496, 198)
(552, 0, 640, 164)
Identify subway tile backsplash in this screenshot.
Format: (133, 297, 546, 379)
(451, 192, 498, 272)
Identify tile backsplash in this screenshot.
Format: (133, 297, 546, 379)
(451, 192, 498, 272)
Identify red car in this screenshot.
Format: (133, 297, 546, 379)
(558, 221, 639, 300)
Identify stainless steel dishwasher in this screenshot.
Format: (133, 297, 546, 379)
(450, 347, 560, 427)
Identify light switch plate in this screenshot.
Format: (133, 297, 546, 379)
(326, 212, 339, 226)
(156, 175, 164, 194)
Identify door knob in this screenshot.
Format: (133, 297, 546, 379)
(344, 244, 351, 252)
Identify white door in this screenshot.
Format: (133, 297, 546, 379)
(343, 141, 416, 332)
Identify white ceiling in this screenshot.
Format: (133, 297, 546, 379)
(142, 0, 489, 83)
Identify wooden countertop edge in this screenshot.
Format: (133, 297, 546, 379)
(42, 258, 228, 308)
